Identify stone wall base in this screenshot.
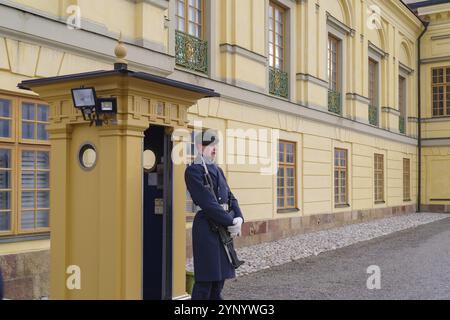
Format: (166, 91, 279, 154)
(422, 204, 450, 213)
(186, 204, 418, 259)
(0, 250, 49, 300)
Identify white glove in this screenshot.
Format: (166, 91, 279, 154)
(228, 217, 243, 237)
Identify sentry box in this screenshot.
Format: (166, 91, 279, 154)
(18, 44, 219, 300)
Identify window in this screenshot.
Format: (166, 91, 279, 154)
(269, 2, 285, 71)
(399, 76, 406, 134)
(277, 141, 296, 210)
(368, 59, 379, 126)
(21, 102, 49, 141)
(403, 158, 411, 201)
(334, 148, 348, 207)
(374, 154, 384, 203)
(0, 99, 12, 139)
(0, 94, 50, 237)
(0, 149, 12, 232)
(268, 2, 288, 98)
(432, 67, 450, 117)
(176, 0, 203, 39)
(20, 149, 50, 231)
(175, 0, 208, 73)
(328, 34, 341, 114)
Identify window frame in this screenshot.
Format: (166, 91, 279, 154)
(431, 66, 450, 117)
(0, 145, 15, 236)
(0, 95, 16, 143)
(403, 158, 411, 202)
(175, 0, 205, 40)
(374, 153, 385, 203)
(327, 33, 341, 92)
(277, 140, 297, 211)
(0, 93, 50, 238)
(19, 98, 50, 145)
(268, 1, 286, 71)
(334, 148, 348, 207)
(368, 58, 379, 109)
(18, 145, 51, 235)
(399, 75, 407, 118)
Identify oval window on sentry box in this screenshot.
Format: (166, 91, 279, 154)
(78, 143, 97, 170)
(143, 149, 156, 172)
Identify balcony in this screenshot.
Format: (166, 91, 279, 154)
(269, 67, 289, 98)
(369, 105, 379, 126)
(175, 30, 208, 74)
(399, 115, 406, 134)
(328, 90, 341, 115)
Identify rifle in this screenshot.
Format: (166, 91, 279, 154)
(200, 156, 245, 269)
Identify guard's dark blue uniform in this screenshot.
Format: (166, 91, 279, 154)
(185, 159, 244, 300)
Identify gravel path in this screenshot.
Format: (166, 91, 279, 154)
(223, 214, 450, 300)
(187, 213, 448, 276)
(234, 212, 448, 277)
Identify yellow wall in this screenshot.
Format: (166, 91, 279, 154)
(418, 3, 450, 206)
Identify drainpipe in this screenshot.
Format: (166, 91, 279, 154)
(417, 21, 429, 213)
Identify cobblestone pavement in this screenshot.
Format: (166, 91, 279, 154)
(222, 214, 450, 300)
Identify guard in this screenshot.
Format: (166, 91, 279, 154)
(185, 130, 245, 300)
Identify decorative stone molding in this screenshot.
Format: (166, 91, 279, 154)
(346, 92, 371, 105)
(296, 73, 329, 89)
(219, 43, 267, 65)
(382, 106, 401, 116)
(368, 41, 389, 59)
(326, 12, 355, 37)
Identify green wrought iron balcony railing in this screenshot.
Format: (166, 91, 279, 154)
(399, 115, 406, 134)
(269, 67, 289, 98)
(328, 90, 342, 115)
(369, 105, 379, 126)
(175, 30, 208, 74)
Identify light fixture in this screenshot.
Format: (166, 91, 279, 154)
(71, 87, 97, 108)
(96, 98, 117, 114)
(71, 87, 97, 122)
(71, 87, 118, 126)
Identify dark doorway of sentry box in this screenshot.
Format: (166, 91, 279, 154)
(143, 125, 173, 300)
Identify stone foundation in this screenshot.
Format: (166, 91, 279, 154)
(422, 204, 450, 213)
(186, 204, 417, 259)
(0, 250, 49, 300)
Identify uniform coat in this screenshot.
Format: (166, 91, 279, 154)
(185, 160, 244, 282)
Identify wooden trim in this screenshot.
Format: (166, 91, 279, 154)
(277, 140, 297, 210)
(0, 144, 15, 236)
(334, 148, 348, 206)
(269, 1, 286, 71)
(328, 34, 341, 91)
(176, 0, 205, 40)
(399, 75, 407, 118)
(18, 98, 51, 145)
(17, 145, 51, 235)
(368, 58, 379, 107)
(403, 158, 411, 202)
(374, 153, 385, 203)
(431, 66, 450, 117)
(0, 94, 16, 144)
(0, 92, 51, 237)
(277, 208, 300, 214)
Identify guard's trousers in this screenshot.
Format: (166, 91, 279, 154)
(191, 280, 225, 300)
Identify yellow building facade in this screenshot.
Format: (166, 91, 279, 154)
(0, 0, 449, 299)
